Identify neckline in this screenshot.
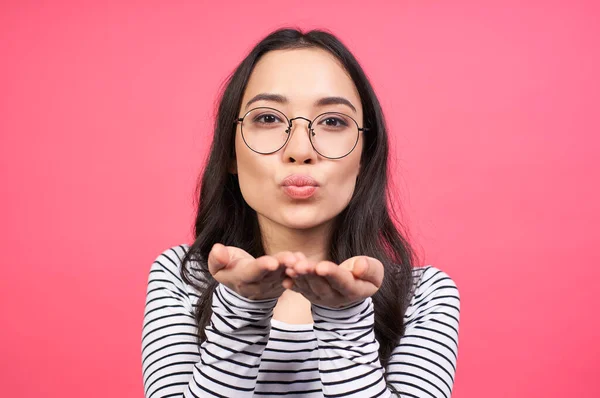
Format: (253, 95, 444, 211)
(271, 318, 314, 330)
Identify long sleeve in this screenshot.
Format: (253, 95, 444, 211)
(311, 266, 460, 398)
(311, 298, 390, 397)
(386, 267, 461, 398)
(141, 247, 278, 398)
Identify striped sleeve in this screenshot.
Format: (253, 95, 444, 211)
(141, 247, 278, 397)
(194, 283, 277, 397)
(141, 247, 200, 398)
(386, 267, 461, 398)
(311, 298, 390, 398)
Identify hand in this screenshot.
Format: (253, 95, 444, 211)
(282, 255, 384, 309)
(207, 243, 301, 300)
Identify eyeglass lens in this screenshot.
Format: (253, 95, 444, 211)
(240, 108, 359, 159)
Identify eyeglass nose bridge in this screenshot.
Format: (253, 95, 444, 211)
(286, 116, 315, 136)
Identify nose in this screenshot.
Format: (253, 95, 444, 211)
(282, 116, 317, 164)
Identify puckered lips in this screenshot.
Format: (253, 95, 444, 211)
(281, 174, 319, 199)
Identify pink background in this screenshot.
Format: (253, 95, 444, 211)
(1, 1, 598, 397)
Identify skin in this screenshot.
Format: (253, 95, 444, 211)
(209, 48, 384, 321)
(232, 47, 363, 260)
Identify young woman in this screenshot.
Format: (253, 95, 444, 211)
(142, 28, 460, 398)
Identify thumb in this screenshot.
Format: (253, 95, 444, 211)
(207, 243, 229, 276)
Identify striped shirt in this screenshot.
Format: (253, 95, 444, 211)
(142, 244, 460, 398)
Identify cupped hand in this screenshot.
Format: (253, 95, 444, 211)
(207, 243, 301, 300)
(282, 255, 384, 309)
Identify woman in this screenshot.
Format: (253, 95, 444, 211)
(142, 28, 460, 398)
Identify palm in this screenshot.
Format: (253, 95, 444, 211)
(283, 255, 384, 308)
(208, 243, 301, 300)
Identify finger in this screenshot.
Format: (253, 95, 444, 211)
(273, 251, 300, 269)
(282, 277, 294, 290)
(315, 261, 357, 296)
(315, 261, 340, 277)
(245, 252, 303, 283)
(294, 252, 307, 261)
(284, 252, 307, 270)
(252, 252, 297, 282)
(285, 267, 298, 278)
(239, 255, 278, 282)
(294, 259, 316, 275)
(207, 243, 229, 275)
(353, 257, 384, 288)
(317, 261, 379, 298)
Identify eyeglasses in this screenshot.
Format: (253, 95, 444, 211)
(233, 107, 369, 159)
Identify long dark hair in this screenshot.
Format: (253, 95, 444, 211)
(180, 27, 419, 370)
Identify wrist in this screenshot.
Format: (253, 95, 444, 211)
(217, 283, 278, 312)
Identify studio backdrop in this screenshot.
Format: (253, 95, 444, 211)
(1, 1, 598, 397)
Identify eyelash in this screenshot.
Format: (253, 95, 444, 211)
(254, 114, 284, 124)
(253, 114, 348, 127)
(320, 117, 348, 127)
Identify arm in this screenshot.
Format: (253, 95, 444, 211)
(311, 297, 391, 397)
(386, 268, 461, 398)
(141, 247, 277, 398)
(310, 267, 460, 398)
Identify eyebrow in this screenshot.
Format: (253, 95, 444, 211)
(244, 93, 357, 113)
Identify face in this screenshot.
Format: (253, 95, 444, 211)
(232, 48, 364, 232)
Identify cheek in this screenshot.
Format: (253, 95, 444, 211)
(234, 134, 275, 205)
(334, 170, 359, 203)
(344, 139, 363, 182)
(326, 153, 362, 206)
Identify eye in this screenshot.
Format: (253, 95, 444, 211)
(319, 116, 349, 128)
(253, 113, 284, 124)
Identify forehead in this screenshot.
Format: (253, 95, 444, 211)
(242, 48, 361, 111)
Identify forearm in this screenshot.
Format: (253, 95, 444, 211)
(189, 283, 277, 397)
(312, 298, 391, 398)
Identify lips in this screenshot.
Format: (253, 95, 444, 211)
(281, 174, 319, 199)
(281, 174, 319, 187)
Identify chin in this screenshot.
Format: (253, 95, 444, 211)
(254, 207, 327, 231)
(281, 219, 323, 231)
(277, 210, 334, 231)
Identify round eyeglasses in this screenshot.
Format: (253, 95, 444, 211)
(234, 107, 369, 159)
